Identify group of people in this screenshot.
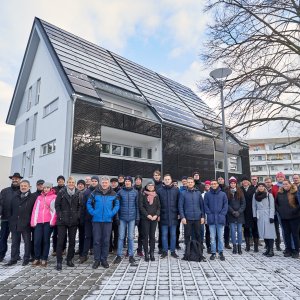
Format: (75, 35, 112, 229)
(0, 170, 300, 271)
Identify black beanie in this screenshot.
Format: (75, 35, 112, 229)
(57, 175, 65, 182)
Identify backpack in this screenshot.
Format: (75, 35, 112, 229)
(184, 240, 203, 262)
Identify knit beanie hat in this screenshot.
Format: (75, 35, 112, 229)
(124, 176, 133, 183)
(91, 175, 100, 183)
(229, 176, 237, 184)
(135, 175, 143, 182)
(77, 179, 85, 186)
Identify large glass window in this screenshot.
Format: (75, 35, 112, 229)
(44, 98, 59, 117)
(112, 145, 122, 155)
(133, 147, 142, 158)
(27, 86, 32, 111)
(147, 148, 152, 159)
(35, 78, 41, 105)
(24, 118, 29, 144)
(29, 148, 35, 177)
(123, 147, 131, 156)
(32, 113, 38, 140)
(41, 140, 56, 156)
(102, 143, 110, 154)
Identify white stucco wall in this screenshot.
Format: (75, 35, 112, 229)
(11, 27, 71, 186)
(0, 156, 12, 189)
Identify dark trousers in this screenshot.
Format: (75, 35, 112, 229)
(184, 220, 201, 245)
(274, 218, 281, 246)
(281, 217, 300, 253)
(205, 224, 210, 248)
(34, 222, 51, 260)
(11, 228, 31, 262)
(56, 225, 77, 263)
(82, 221, 93, 257)
(110, 221, 119, 251)
(93, 222, 112, 262)
(176, 219, 181, 247)
(141, 219, 157, 254)
(52, 225, 67, 252)
(30, 227, 35, 259)
(158, 221, 162, 249)
(0, 220, 10, 259)
(78, 223, 85, 256)
(137, 222, 143, 252)
(244, 222, 259, 238)
(224, 225, 230, 245)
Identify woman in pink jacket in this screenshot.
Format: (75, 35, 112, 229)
(31, 182, 57, 266)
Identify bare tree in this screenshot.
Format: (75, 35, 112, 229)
(200, 0, 300, 136)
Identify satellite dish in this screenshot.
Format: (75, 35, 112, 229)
(209, 68, 232, 79)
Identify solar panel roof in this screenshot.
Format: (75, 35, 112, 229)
(39, 18, 219, 131)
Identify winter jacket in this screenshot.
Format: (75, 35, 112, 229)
(179, 186, 187, 193)
(241, 185, 256, 228)
(226, 189, 246, 224)
(139, 192, 160, 219)
(9, 190, 37, 231)
(178, 188, 204, 220)
(80, 186, 96, 224)
(55, 187, 80, 226)
(53, 185, 65, 195)
(154, 179, 163, 192)
(194, 180, 205, 193)
(31, 189, 57, 227)
(117, 187, 140, 222)
(204, 187, 228, 225)
(252, 192, 276, 239)
(87, 186, 119, 222)
(157, 184, 179, 226)
(275, 185, 300, 220)
(0, 185, 20, 220)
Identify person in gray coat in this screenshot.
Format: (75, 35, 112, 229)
(252, 182, 276, 257)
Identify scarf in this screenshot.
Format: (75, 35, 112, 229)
(276, 182, 283, 188)
(230, 188, 236, 196)
(21, 191, 29, 199)
(100, 186, 110, 195)
(255, 191, 267, 202)
(67, 187, 75, 196)
(144, 190, 156, 205)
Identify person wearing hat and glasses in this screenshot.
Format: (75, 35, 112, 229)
(0, 172, 22, 262)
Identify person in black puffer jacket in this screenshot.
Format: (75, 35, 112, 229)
(55, 177, 80, 271)
(139, 181, 160, 262)
(226, 177, 246, 255)
(0, 172, 22, 262)
(6, 180, 37, 266)
(276, 180, 300, 258)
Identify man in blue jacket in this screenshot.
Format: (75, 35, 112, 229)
(87, 176, 119, 269)
(179, 177, 206, 261)
(157, 174, 180, 259)
(204, 179, 228, 261)
(114, 176, 139, 265)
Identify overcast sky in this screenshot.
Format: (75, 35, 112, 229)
(0, 0, 216, 156)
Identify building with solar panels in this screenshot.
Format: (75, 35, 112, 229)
(6, 18, 250, 184)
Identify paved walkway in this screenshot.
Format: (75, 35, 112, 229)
(1, 243, 300, 300)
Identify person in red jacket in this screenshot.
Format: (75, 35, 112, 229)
(272, 172, 286, 199)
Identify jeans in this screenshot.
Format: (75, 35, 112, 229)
(34, 222, 52, 260)
(82, 220, 93, 257)
(56, 225, 77, 263)
(117, 220, 135, 257)
(0, 220, 10, 259)
(11, 228, 31, 262)
(209, 224, 224, 254)
(93, 222, 112, 262)
(230, 223, 243, 245)
(161, 225, 177, 252)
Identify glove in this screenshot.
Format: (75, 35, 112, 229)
(232, 211, 240, 217)
(135, 220, 140, 226)
(269, 218, 274, 223)
(253, 217, 257, 222)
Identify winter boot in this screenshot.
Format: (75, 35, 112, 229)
(232, 244, 237, 254)
(150, 252, 155, 261)
(266, 239, 274, 257)
(238, 245, 242, 255)
(263, 239, 270, 256)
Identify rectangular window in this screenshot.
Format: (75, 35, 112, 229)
(22, 152, 26, 177)
(215, 160, 223, 170)
(24, 118, 29, 144)
(27, 86, 32, 111)
(133, 147, 142, 158)
(41, 140, 56, 156)
(29, 148, 35, 177)
(32, 113, 38, 140)
(44, 98, 59, 117)
(112, 145, 121, 155)
(102, 142, 110, 154)
(147, 148, 152, 159)
(35, 79, 41, 105)
(123, 146, 132, 156)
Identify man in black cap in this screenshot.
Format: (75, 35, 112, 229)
(134, 175, 144, 257)
(51, 175, 66, 256)
(0, 172, 22, 262)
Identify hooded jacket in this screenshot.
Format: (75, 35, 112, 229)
(31, 189, 57, 227)
(87, 186, 119, 222)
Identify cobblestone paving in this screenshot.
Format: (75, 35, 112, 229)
(1, 242, 300, 300)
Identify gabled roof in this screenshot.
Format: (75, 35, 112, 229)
(7, 17, 220, 131)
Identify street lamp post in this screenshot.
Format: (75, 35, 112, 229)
(209, 67, 232, 185)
